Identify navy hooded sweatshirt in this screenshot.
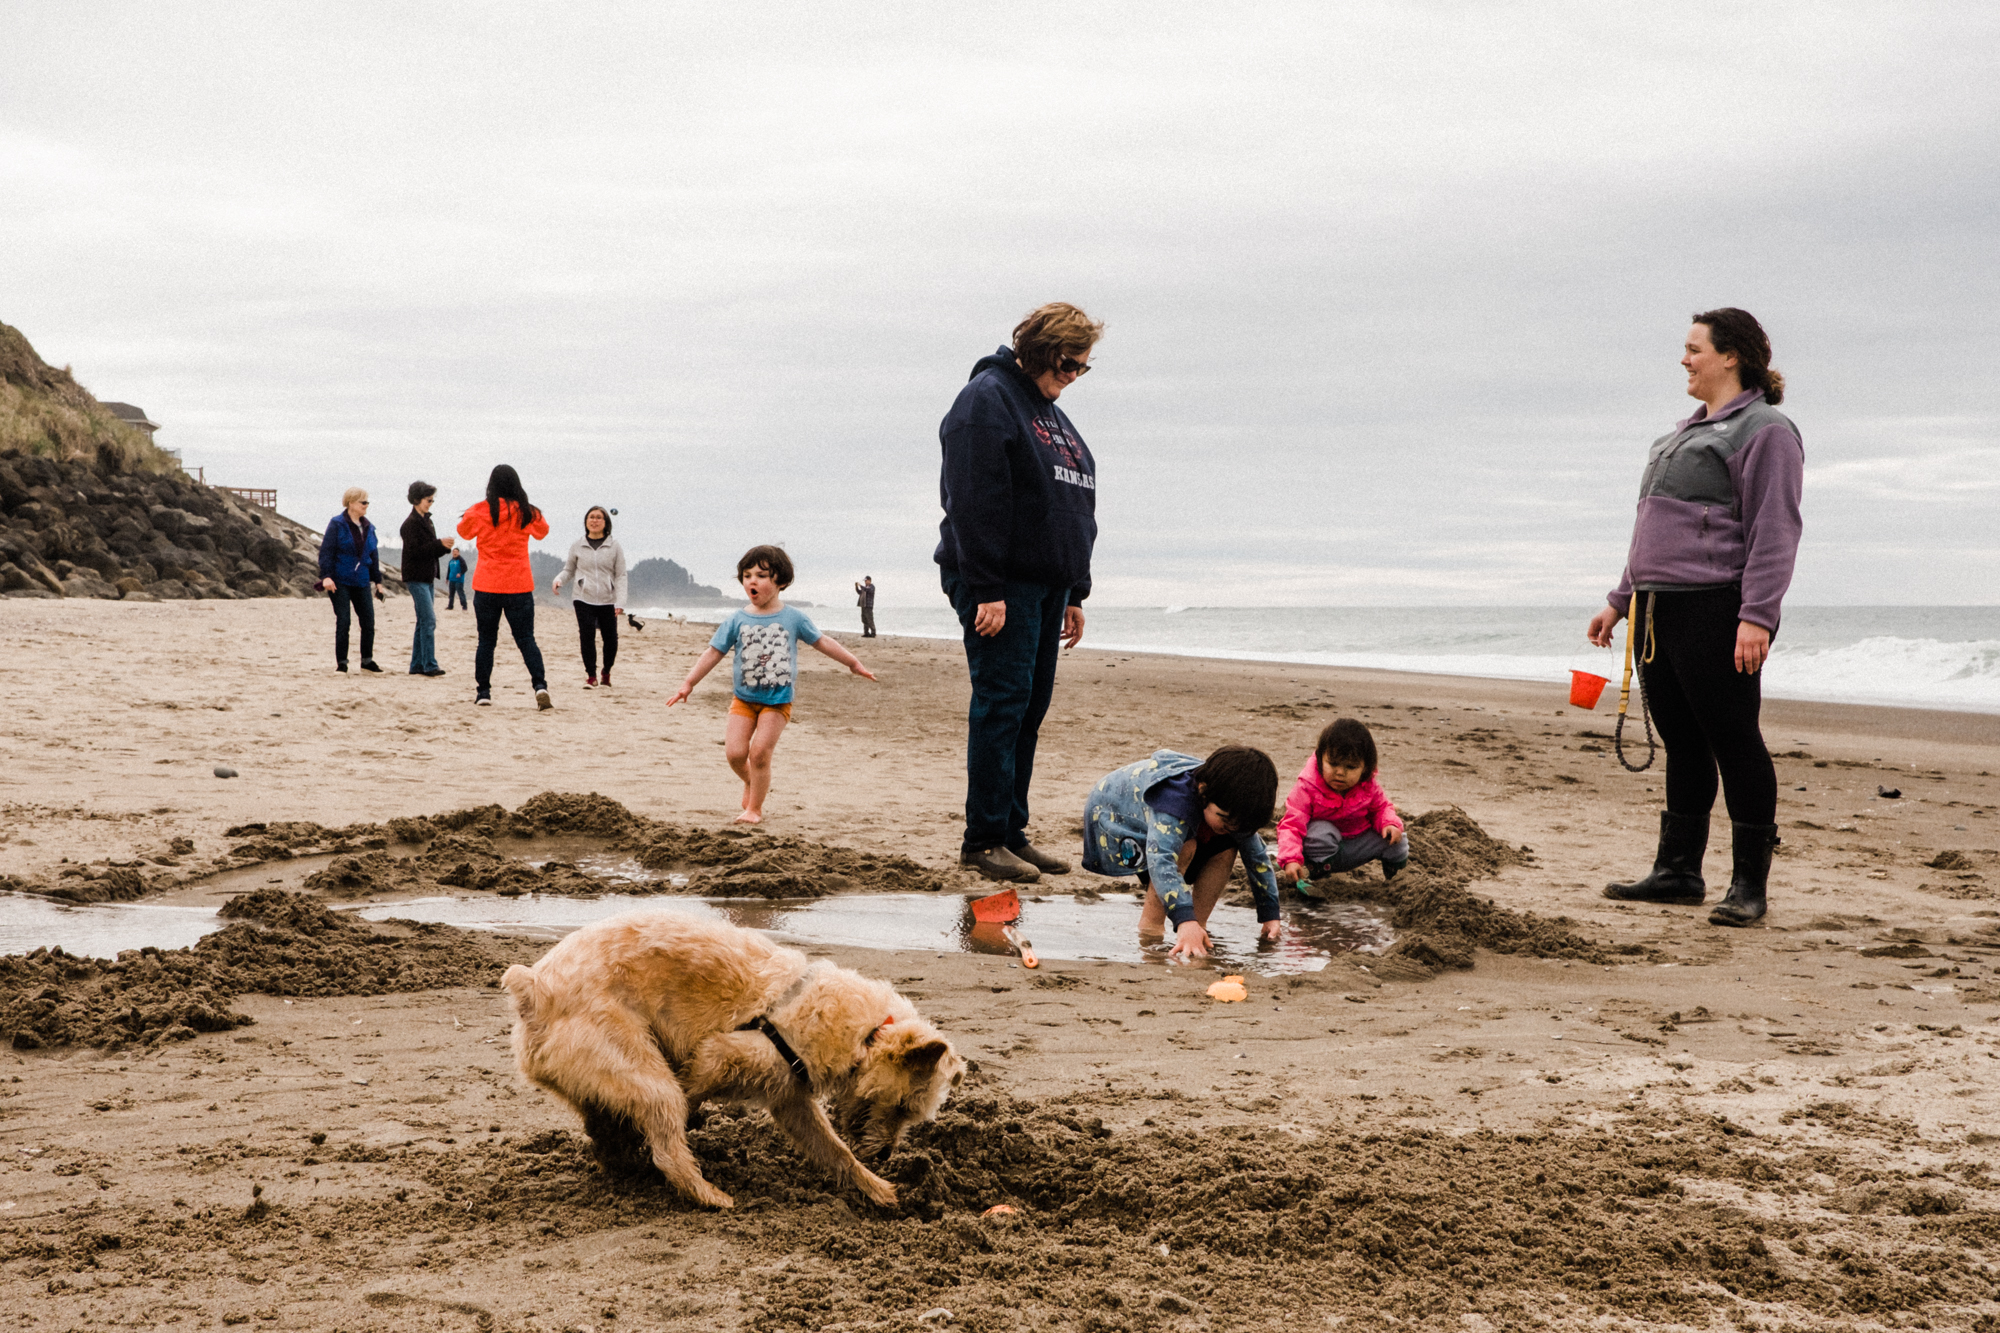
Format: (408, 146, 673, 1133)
(934, 346, 1097, 607)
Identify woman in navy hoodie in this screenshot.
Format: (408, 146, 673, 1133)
(1588, 308, 1803, 928)
(318, 486, 384, 673)
(936, 302, 1102, 883)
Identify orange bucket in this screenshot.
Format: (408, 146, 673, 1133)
(1568, 670, 1609, 709)
(968, 887, 1021, 923)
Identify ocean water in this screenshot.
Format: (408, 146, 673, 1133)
(632, 602, 2000, 715)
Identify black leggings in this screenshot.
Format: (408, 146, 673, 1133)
(1635, 586, 1776, 825)
(574, 601, 619, 675)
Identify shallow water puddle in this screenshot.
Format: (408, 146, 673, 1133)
(0, 895, 228, 958)
(2, 890, 1390, 975)
(354, 891, 1389, 974)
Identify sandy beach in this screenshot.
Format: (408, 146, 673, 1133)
(4, 596, 1999, 1332)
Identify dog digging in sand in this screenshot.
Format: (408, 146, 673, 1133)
(501, 912, 965, 1209)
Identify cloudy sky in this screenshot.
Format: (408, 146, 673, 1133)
(5, 2, 1996, 609)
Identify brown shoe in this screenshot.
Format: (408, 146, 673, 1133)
(1009, 842, 1071, 875)
(960, 846, 1040, 883)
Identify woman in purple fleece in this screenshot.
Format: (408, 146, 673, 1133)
(1587, 308, 1803, 928)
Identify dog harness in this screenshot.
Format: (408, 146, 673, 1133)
(740, 1015, 813, 1085)
(736, 961, 893, 1090)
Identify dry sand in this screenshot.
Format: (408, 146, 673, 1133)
(3, 596, 2000, 1332)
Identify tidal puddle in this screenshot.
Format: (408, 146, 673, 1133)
(0, 895, 229, 958)
(2, 888, 1391, 975)
(352, 891, 1389, 974)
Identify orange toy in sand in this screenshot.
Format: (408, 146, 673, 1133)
(1206, 975, 1248, 1002)
(983, 1204, 1017, 1217)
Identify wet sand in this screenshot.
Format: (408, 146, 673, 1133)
(4, 597, 2000, 1331)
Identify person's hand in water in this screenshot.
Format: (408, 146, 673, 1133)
(1258, 919, 1282, 944)
(1169, 920, 1211, 962)
(1586, 605, 1622, 648)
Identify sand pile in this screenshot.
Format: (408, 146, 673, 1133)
(241, 791, 958, 899)
(632, 825, 955, 896)
(98, 1094, 1986, 1330)
(1299, 806, 1649, 969)
(0, 889, 535, 1050)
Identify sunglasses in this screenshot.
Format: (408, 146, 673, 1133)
(1057, 355, 1092, 377)
(357, 500, 370, 506)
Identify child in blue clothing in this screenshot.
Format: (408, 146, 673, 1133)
(668, 544, 875, 823)
(1081, 745, 1284, 962)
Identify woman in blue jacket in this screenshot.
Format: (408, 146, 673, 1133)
(318, 487, 383, 672)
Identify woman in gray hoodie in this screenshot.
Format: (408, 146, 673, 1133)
(1587, 308, 1803, 929)
(552, 505, 629, 688)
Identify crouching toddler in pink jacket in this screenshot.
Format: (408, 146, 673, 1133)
(1276, 717, 1409, 888)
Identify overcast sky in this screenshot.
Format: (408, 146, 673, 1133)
(5, 2, 1996, 608)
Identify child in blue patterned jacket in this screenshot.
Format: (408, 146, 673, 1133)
(1081, 745, 1283, 961)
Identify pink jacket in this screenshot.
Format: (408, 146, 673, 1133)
(1275, 757, 1402, 865)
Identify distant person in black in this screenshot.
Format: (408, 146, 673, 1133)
(935, 301, 1101, 883)
(855, 576, 876, 638)
(399, 481, 456, 677)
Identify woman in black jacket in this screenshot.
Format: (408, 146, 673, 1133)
(399, 480, 457, 677)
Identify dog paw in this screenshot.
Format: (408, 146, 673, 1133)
(860, 1177, 898, 1208)
(695, 1186, 735, 1210)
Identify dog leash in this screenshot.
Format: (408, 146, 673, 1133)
(1613, 591, 1658, 773)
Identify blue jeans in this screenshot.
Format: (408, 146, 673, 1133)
(473, 590, 547, 695)
(446, 579, 467, 610)
(1303, 819, 1410, 875)
(407, 581, 438, 673)
(941, 570, 1071, 854)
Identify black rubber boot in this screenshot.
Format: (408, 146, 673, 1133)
(1603, 811, 1708, 905)
(1708, 822, 1777, 927)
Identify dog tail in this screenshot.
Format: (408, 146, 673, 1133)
(501, 964, 540, 1021)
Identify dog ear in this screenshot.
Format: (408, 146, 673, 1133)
(900, 1039, 949, 1070)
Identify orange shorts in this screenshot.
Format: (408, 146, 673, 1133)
(728, 697, 793, 723)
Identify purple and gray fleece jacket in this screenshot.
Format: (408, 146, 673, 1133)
(1609, 389, 1804, 632)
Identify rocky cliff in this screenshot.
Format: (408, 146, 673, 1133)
(2, 318, 326, 601)
(0, 448, 325, 600)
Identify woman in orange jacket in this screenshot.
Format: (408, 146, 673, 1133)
(457, 464, 553, 709)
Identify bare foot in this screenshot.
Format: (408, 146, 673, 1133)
(733, 810, 763, 825)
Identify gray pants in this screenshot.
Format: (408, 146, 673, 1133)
(1304, 819, 1408, 875)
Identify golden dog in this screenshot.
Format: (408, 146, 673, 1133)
(501, 911, 963, 1209)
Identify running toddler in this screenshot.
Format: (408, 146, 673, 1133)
(667, 545, 875, 823)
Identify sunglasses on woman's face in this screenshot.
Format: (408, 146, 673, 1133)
(1057, 356, 1092, 377)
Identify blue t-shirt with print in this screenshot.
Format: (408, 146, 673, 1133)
(710, 606, 821, 705)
